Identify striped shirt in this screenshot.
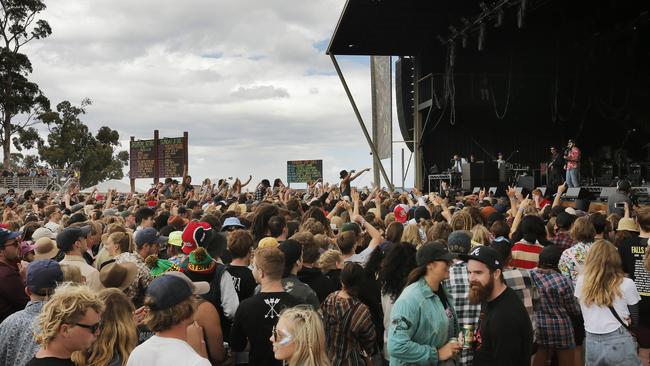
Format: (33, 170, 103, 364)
(321, 291, 376, 366)
(511, 240, 544, 269)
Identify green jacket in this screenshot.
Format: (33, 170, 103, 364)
(388, 278, 459, 365)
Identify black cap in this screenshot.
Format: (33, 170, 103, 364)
(56, 226, 91, 252)
(416, 242, 456, 266)
(460, 245, 503, 270)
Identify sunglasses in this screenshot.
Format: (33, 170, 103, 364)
(272, 325, 293, 346)
(73, 322, 101, 333)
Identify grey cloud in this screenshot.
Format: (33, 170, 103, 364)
(230, 85, 290, 100)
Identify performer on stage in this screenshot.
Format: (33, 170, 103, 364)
(563, 139, 581, 188)
(547, 146, 564, 188)
(496, 152, 505, 168)
(451, 154, 464, 189)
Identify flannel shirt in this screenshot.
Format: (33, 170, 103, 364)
(254, 186, 266, 201)
(530, 268, 581, 349)
(443, 261, 480, 366)
(558, 241, 593, 287)
(321, 292, 376, 366)
(553, 232, 576, 251)
(503, 268, 540, 342)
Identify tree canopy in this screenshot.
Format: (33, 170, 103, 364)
(0, 0, 52, 166)
(38, 99, 129, 187)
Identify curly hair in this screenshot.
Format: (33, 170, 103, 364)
(278, 306, 331, 366)
(450, 210, 473, 231)
(300, 218, 326, 236)
(34, 283, 105, 348)
(379, 242, 418, 301)
(317, 249, 342, 273)
(72, 289, 137, 366)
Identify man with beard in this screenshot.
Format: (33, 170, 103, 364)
(462, 246, 533, 366)
(0, 228, 28, 323)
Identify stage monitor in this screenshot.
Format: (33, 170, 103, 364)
(472, 187, 481, 194)
(488, 187, 497, 196)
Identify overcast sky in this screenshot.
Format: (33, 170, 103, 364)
(22, 0, 414, 190)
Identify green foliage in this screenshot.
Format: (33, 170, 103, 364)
(0, 0, 52, 166)
(38, 100, 129, 188)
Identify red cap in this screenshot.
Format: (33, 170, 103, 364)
(147, 200, 158, 208)
(181, 221, 212, 254)
(393, 204, 409, 224)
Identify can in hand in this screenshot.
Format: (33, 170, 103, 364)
(461, 324, 474, 349)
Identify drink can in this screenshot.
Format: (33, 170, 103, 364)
(462, 325, 474, 349)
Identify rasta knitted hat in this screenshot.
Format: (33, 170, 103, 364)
(185, 247, 216, 274)
(145, 255, 182, 277)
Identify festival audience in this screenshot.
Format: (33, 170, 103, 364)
(1, 175, 650, 365)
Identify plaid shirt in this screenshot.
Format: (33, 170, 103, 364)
(558, 241, 593, 287)
(553, 231, 576, 251)
(503, 268, 540, 342)
(254, 185, 266, 201)
(443, 261, 480, 366)
(530, 268, 581, 348)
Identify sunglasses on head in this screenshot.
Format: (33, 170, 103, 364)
(272, 325, 293, 346)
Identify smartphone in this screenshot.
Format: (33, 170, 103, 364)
(614, 202, 625, 209)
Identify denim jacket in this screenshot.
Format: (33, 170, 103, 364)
(388, 278, 459, 365)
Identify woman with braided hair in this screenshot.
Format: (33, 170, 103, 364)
(270, 305, 331, 366)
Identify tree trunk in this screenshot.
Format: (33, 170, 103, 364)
(3, 110, 10, 168)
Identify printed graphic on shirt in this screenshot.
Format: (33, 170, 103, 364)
(392, 316, 412, 332)
(631, 245, 650, 296)
(264, 298, 281, 319)
(231, 276, 241, 292)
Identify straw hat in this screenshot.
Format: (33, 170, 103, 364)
(617, 218, 639, 232)
(33, 237, 59, 260)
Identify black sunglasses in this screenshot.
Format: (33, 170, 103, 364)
(73, 322, 101, 333)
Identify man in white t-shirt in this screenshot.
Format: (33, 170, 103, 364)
(126, 272, 211, 366)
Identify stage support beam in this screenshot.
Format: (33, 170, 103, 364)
(413, 57, 423, 190)
(330, 54, 394, 191)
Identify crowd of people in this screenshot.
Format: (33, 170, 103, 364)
(0, 172, 649, 366)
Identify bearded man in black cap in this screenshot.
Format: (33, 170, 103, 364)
(463, 246, 533, 366)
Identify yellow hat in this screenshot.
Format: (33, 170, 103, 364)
(168, 231, 183, 247)
(617, 218, 639, 232)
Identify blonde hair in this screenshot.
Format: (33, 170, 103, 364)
(72, 289, 137, 366)
(317, 249, 342, 273)
(60, 265, 84, 284)
(34, 284, 104, 348)
(108, 232, 132, 254)
(279, 306, 331, 366)
(450, 210, 473, 231)
(401, 224, 422, 247)
(580, 240, 624, 307)
(471, 225, 492, 245)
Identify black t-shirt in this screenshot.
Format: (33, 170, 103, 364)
(619, 236, 650, 326)
(298, 267, 337, 303)
(473, 287, 533, 366)
(26, 357, 75, 366)
(230, 291, 299, 366)
(226, 264, 256, 302)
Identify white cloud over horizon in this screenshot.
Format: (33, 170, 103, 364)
(18, 0, 414, 190)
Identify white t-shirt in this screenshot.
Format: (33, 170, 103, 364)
(575, 276, 641, 334)
(126, 335, 210, 366)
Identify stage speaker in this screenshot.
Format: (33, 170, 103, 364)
(461, 163, 472, 191)
(395, 57, 414, 152)
(565, 187, 588, 199)
(599, 187, 617, 201)
(517, 176, 535, 191)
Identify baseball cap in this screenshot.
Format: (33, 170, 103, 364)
(416, 242, 456, 266)
(340, 222, 360, 234)
(394, 204, 409, 224)
(460, 245, 503, 270)
(447, 231, 472, 254)
(27, 259, 64, 295)
(0, 228, 22, 247)
(167, 231, 183, 247)
(146, 271, 209, 310)
(134, 228, 168, 248)
(181, 221, 212, 254)
(56, 226, 91, 252)
(32, 227, 57, 241)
